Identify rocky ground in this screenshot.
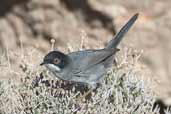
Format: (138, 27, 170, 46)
(0, 0, 170, 105)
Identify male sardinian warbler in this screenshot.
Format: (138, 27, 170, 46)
(40, 13, 139, 89)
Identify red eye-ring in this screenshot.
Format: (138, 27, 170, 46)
(53, 58, 61, 64)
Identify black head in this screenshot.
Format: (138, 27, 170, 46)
(40, 51, 70, 69)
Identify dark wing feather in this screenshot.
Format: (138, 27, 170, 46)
(68, 48, 119, 72)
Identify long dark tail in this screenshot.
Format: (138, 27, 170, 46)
(106, 13, 139, 49)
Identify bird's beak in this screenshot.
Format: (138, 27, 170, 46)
(40, 62, 45, 66)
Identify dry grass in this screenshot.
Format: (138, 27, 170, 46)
(0, 39, 164, 114)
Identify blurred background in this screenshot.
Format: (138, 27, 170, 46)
(0, 0, 170, 103)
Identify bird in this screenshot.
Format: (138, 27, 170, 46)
(40, 13, 139, 89)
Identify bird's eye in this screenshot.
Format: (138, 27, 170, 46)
(53, 58, 61, 64)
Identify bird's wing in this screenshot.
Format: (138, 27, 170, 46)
(68, 48, 119, 73)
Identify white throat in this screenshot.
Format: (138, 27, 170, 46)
(45, 64, 61, 72)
